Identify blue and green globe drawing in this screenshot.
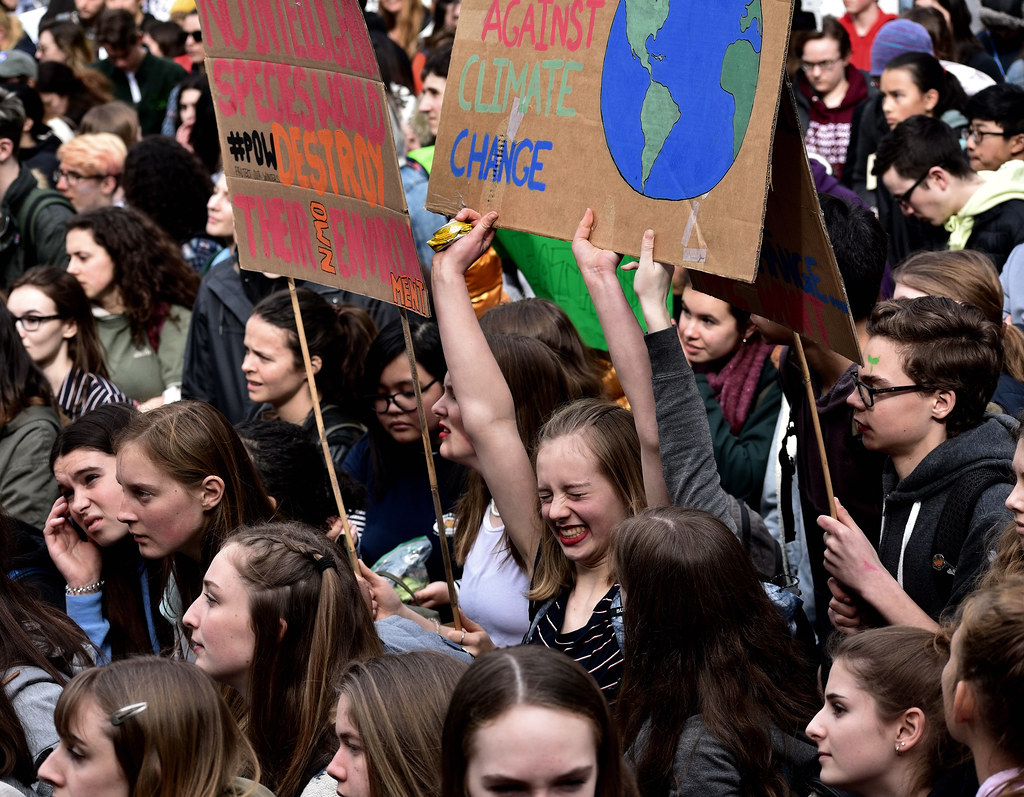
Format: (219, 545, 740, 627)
(600, 0, 762, 199)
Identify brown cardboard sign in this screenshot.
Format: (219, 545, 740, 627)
(426, 0, 791, 280)
(690, 84, 861, 364)
(197, 0, 428, 314)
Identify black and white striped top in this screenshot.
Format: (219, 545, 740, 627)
(527, 584, 624, 702)
(58, 368, 132, 420)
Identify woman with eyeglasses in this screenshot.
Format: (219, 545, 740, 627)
(342, 317, 466, 584)
(794, 17, 871, 181)
(243, 288, 376, 471)
(8, 266, 129, 420)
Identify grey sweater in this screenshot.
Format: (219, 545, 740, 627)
(646, 328, 779, 578)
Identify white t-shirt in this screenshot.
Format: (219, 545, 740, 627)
(458, 506, 530, 647)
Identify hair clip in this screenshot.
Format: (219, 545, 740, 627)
(110, 702, 148, 726)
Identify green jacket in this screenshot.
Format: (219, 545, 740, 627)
(695, 357, 782, 508)
(0, 404, 60, 529)
(95, 305, 192, 403)
(91, 52, 187, 135)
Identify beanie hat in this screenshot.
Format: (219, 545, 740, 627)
(870, 19, 935, 76)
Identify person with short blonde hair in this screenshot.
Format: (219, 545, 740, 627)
(56, 132, 125, 210)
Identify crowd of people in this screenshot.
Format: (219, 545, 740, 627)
(2, 0, 1024, 796)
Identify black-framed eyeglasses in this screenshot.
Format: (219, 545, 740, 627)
(185, 29, 203, 42)
(12, 313, 62, 331)
(852, 375, 937, 408)
(894, 168, 934, 209)
(54, 168, 106, 186)
(366, 379, 439, 413)
(962, 127, 1011, 144)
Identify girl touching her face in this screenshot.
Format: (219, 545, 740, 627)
(45, 403, 172, 663)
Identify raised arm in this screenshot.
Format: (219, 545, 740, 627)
(571, 210, 669, 507)
(430, 210, 544, 569)
(633, 252, 740, 534)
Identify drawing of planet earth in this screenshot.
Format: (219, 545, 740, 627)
(600, 0, 762, 199)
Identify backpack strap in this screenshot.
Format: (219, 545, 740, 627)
(15, 186, 72, 257)
(524, 596, 555, 644)
(609, 588, 624, 651)
(931, 465, 1013, 605)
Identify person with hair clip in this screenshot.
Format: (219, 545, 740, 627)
(423, 209, 655, 697)
(182, 522, 384, 797)
(893, 248, 1024, 414)
(244, 289, 375, 470)
(327, 651, 467, 797)
(8, 266, 129, 420)
(113, 401, 276, 636)
(0, 524, 93, 796)
(942, 577, 1024, 797)
(615, 506, 819, 797)
(807, 626, 973, 797)
(65, 206, 200, 408)
(440, 646, 639, 797)
(342, 317, 465, 586)
(0, 299, 61, 530)
(43, 404, 173, 664)
(38, 656, 272, 797)
(408, 333, 575, 646)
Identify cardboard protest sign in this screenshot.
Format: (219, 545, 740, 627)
(690, 85, 861, 364)
(197, 0, 428, 315)
(427, 0, 790, 279)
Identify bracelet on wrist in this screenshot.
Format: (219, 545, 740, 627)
(66, 580, 104, 596)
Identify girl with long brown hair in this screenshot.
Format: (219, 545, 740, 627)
(183, 522, 383, 797)
(44, 404, 173, 663)
(113, 401, 276, 634)
(65, 206, 199, 407)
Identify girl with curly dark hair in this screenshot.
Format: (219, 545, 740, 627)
(65, 206, 199, 407)
(121, 135, 219, 272)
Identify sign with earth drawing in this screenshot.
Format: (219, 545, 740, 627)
(427, 0, 794, 281)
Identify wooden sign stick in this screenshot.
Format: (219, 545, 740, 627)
(287, 278, 359, 571)
(792, 332, 837, 520)
(399, 307, 462, 630)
